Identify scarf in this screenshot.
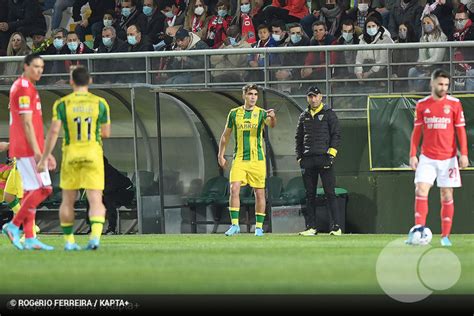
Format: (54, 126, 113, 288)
(64, 43, 87, 70)
(207, 15, 231, 48)
(192, 15, 203, 33)
(320, 6, 342, 36)
(453, 19, 473, 41)
(241, 14, 256, 44)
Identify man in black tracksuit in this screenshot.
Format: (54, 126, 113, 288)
(295, 86, 341, 236)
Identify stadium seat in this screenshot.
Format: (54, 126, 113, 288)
(267, 176, 284, 206)
(131, 171, 158, 196)
(280, 176, 306, 206)
(186, 176, 228, 233)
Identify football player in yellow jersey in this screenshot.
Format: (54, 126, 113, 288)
(37, 66, 111, 251)
(218, 84, 276, 236)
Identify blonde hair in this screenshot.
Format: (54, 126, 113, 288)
(7, 32, 30, 57)
(185, 0, 209, 27)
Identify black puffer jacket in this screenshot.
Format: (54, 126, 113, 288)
(295, 103, 341, 161)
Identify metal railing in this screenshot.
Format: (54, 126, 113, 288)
(1, 41, 473, 118)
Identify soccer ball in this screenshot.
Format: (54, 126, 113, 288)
(407, 225, 433, 245)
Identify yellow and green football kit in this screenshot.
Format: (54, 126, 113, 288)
(52, 92, 110, 190)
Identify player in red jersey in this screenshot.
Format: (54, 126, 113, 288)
(408, 69, 469, 247)
(2, 54, 56, 250)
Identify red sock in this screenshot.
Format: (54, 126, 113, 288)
(415, 196, 428, 226)
(12, 190, 33, 227)
(441, 200, 454, 237)
(12, 187, 52, 229)
(23, 208, 36, 239)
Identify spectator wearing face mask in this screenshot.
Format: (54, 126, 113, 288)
(232, 0, 261, 44)
(93, 10, 120, 49)
(389, 0, 423, 40)
(271, 19, 289, 46)
(210, 25, 252, 82)
(343, 0, 382, 33)
(96, 26, 128, 83)
(43, 27, 69, 83)
(452, 5, 474, 91)
(161, 0, 186, 29)
(142, 0, 167, 45)
(354, 16, 394, 82)
(274, 22, 311, 93)
(408, 14, 447, 92)
(117, 0, 147, 41)
(184, 0, 211, 40)
(64, 31, 94, 73)
(334, 19, 360, 79)
(421, 0, 454, 40)
(301, 0, 347, 38)
(392, 22, 419, 91)
(207, 0, 234, 48)
(72, 0, 116, 42)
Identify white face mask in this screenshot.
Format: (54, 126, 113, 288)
(241, 3, 251, 13)
(272, 34, 281, 41)
(194, 6, 205, 15)
(358, 3, 369, 12)
(367, 26, 378, 36)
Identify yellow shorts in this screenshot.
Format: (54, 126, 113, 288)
(0, 160, 23, 200)
(230, 160, 266, 188)
(60, 145, 104, 190)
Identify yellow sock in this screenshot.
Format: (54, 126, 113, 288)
(89, 216, 105, 240)
(61, 222, 75, 244)
(7, 197, 20, 214)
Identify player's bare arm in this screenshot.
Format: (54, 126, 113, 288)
(37, 120, 62, 172)
(265, 109, 277, 128)
(21, 112, 42, 162)
(101, 123, 111, 138)
(218, 127, 232, 169)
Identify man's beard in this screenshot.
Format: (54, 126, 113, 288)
(434, 89, 447, 98)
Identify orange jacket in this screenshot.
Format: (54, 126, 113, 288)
(271, 0, 309, 19)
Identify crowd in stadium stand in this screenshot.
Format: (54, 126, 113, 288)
(0, 0, 473, 91)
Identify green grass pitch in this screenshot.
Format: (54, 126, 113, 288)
(0, 234, 472, 294)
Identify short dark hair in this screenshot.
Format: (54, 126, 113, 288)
(288, 23, 303, 31)
(24, 53, 43, 66)
(242, 83, 259, 94)
(128, 24, 141, 33)
(71, 66, 90, 86)
(342, 19, 354, 27)
(271, 20, 286, 31)
(257, 24, 270, 32)
(312, 21, 327, 31)
(431, 69, 450, 81)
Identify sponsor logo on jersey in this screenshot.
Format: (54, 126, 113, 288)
(424, 116, 451, 129)
(18, 96, 30, 109)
